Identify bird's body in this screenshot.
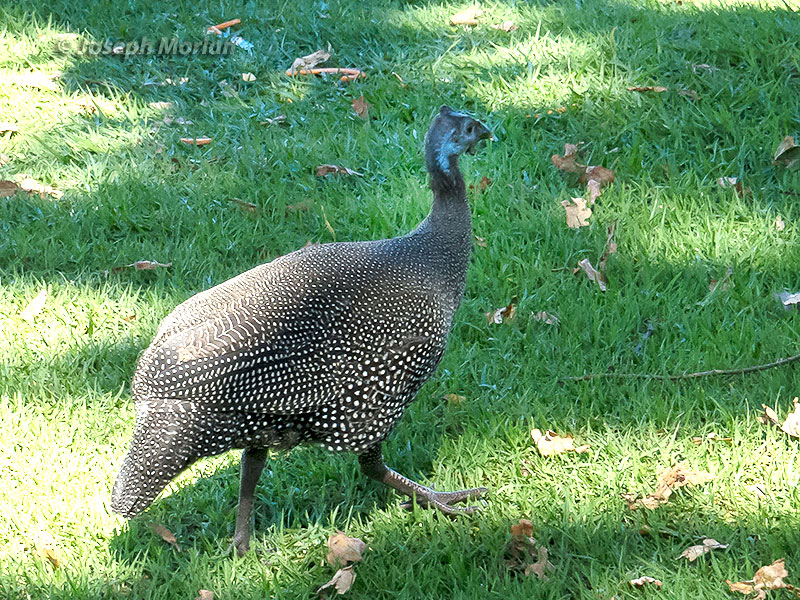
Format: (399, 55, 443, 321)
(112, 107, 492, 554)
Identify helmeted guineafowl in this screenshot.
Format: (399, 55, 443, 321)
(112, 106, 494, 555)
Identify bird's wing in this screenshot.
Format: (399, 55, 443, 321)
(132, 244, 447, 416)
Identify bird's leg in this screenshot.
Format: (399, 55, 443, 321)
(232, 447, 268, 556)
(358, 444, 487, 515)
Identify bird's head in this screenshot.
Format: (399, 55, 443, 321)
(425, 105, 494, 175)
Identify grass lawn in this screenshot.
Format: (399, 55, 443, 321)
(1, 0, 800, 597)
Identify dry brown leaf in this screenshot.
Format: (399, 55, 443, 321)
(773, 136, 800, 169)
(230, 198, 258, 213)
(530, 429, 589, 456)
(206, 18, 240, 34)
(780, 398, 800, 437)
(31, 531, 61, 568)
(470, 176, 492, 192)
(506, 520, 554, 580)
(486, 300, 516, 324)
(352, 95, 370, 119)
(629, 576, 663, 588)
(114, 260, 172, 273)
(14, 70, 61, 91)
(0, 180, 22, 197)
(587, 179, 602, 205)
(450, 8, 483, 26)
(290, 48, 331, 74)
(575, 258, 607, 291)
(561, 198, 592, 228)
(150, 523, 181, 551)
(679, 538, 728, 561)
(195, 590, 214, 600)
(627, 86, 668, 93)
(326, 532, 366, 568)
(180, 137, 212, 146)
(20, 289, 47, 323)
(317, 565, 356, 596)
(474, 235, 487, 247)
(10, 177, 62, 199)
(728, 559, 795, 600)
(551, 143, 585, 174)
(579, 165, 615, 186)
(532, 311, 559, 325)
(510, 519, 534, 538)
(717, 176, 746, 197)
(623, 463, 713, 510)
(679, 88, 699, 100)
(316, 164, 363, 177)
(0, 122, 19, 133)
(491, 20, 518, 32)
(524, 546, 554, 580)
(444, 393, 466, 404)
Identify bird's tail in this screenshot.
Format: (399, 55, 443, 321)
(111, 403, 242, 518)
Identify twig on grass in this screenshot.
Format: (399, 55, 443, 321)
(563, 353, 800, 382)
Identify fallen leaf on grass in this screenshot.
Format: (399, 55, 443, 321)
(206, 18, 240, 34)
(561, 198, 592, 228)
(316, 164, 363, 177)
(150, 523, 181, 551)
(260, 115, 287, 126)
(230, 198, 257, 213)
(444, 393, 465, 404)
(773, 136, 800, 169)
(692, 63, 716, 72)
(506, 519, 554, 580)
(599, 222, 618, 272)
(113, 260, 172, 273)
(352, 95, 370, 119)
(326, 532, 366, 568)
(758, 399, 800, 438)
(19, 177, 63, 199)
(0, 180, 22, 197)
(20, 289, 47, 323)
(531, 311, 559, 325)
(717, 176, 747, 197)
(241, 72, 256, 82)
(575, 258, 607, 291)
(627, 86, 668, 93)
(580, 165, 615, 187)
(195, 590, 214, 600)
(679, 88, 699, 100)
(318, 566, 356, 596)
(551, 144, 615, 200)
(469, 176, 492, 192)
(727, 559, 798, 600)
(289, 48, 331, 74)
(180, 137, 212, 146)
(775, 216, 786, 231)
(486, 299, 516, 324)
(13, 70, 61, 91)
(31, 531, 61, 568)
(629, 576, 663, 588)
(622, 463, 713, 510)
(587, 179, 602, 204)
(777, 291, 800, 311)
(148, 101, 174, 110)
(491, 20, 518, 31)
(679, 538, 728, 561)
(450, 8, 483, 26)
(530, 429, 589, 456)
(0, 122, 19, 133)
(287, 67, 365, 82)
(551, 143, 584, 174)
(474, 235, 487, 247)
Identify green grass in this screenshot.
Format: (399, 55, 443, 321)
(1, 0, 799, 597)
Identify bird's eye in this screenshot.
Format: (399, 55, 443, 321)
(466, 123, 474, 134)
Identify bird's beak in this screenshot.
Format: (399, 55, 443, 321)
(478, 123, 496, 142)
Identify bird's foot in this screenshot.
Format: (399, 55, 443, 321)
(400, 486, 488, 515)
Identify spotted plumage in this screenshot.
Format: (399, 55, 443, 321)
(112, 106, 493, 555)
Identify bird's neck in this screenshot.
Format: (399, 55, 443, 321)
(425, 155, 471, 235)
